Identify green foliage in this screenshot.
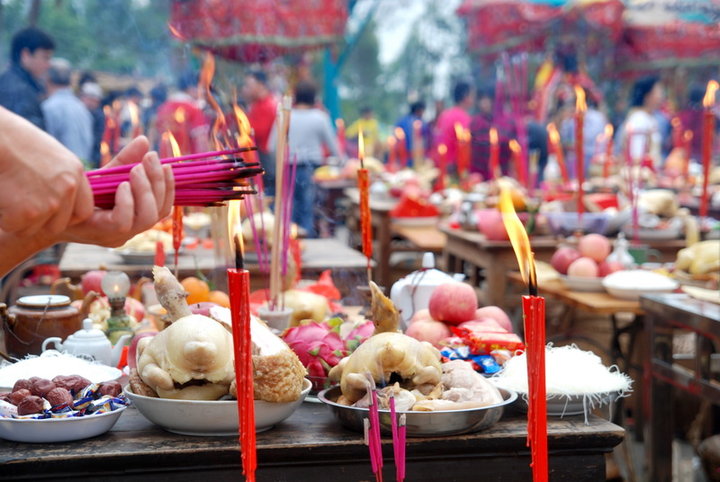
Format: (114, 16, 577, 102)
(0, 0, 173, 76)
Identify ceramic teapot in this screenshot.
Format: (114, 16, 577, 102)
(42, 318, 131, 366)
(390, 253, 464, 327)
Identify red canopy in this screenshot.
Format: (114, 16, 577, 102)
(169, 0, 348, 62)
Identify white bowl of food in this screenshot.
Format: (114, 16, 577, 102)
(124, 378, 311, 436)
(602, 270, 678, 300)
(0, 406, 126, 443)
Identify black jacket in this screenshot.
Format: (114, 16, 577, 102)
(0, 63, 46, 129)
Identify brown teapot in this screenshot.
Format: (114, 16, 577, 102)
(1, 294, 93, 358)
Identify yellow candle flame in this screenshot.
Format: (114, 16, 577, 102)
(174, 107, 186, 125)
(489, 127, 498, 146)
(684, 130, 694, 142)
(604, 124, 613, 139)
(227, 200, 243, 260)
(394, 127, 406, 140)
(164, 130, 181, 157)
(498, 181, 536, 287)
(547, 123, 560, 145)
(358, 130, 365, 168)
(335, 118, 345, 130)
(574, 86, 587, 113)
(703, 80, 719, 108)
(127, 102, 139, 128)
(508, 139, 521, 154)
(387, 136, 396, 148)
(671, 116, 681, 128)
(454, 122, 464, 140)
(438, 144, 447, 155)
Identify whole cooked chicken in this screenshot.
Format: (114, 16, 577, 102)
(412, 360, 503, 411)
(139, 266, 306, 402)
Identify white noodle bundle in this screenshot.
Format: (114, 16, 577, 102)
(492, 344, 633, 422)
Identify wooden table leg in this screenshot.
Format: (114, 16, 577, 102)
(645, 314, 673, 482)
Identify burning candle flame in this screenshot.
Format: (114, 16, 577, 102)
(498, 181, 536, 291)
(167, 22, 186, 40)
(508, 139, 521, 154)
(164, 130, 181, 158)
(604, 124, 613, 139)
(387, 136, 396, 148)
(174, 107, 186, 125)
(574, 86, 587, 113)
(547, 123, 560, 145)
(671, 117, 681, 129)
(198, 53, 228, 147)
(438, 144, 447, 155)
(394, 127, 406, 141)
(227, 199, 244, 264)
(684, 130, 694, 142)
(453, 122, 464, 140)
(358, 130, 365, 168)
(100, 141, 109, 156)
(127, 102, 140, 129)
(233, 102, 253, 148)
(489, 127, 498, 146)
(703, 80, 719, 108)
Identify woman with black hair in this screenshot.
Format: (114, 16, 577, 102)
(617, 76, 666, 168)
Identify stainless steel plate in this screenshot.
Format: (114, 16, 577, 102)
(318, 386, 517, 437)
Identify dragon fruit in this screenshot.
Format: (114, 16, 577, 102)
(282, 319, 375, 391)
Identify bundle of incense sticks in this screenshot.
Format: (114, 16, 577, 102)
(86, 147, 263, 208)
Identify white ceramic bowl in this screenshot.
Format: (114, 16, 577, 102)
(602, 270, 679, 300)
(0, 406, 126, 443)
(124, 378, 311, 436)
(559, 275, 606, 293)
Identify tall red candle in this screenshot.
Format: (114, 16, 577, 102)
(509, 139, 524, 185)
(387, 136, 398, 173)
(412, 119, 423, 165)
(358, 132, 373, 280)
(700, 80, 718, 219)
(671, 116, 682, 150)
(228, 265, 256, 482)
(603, 124, 614, 179)
(395, 127, 408, 168)
(574, 86, 587, 222)
(489, 127, 500, 179)
(546, 123, 568, 185)
(336, 118, 346, 156)
(683, 130, 694, 183)
(437, 144, 448, 191)
(499, 184, 548, 482)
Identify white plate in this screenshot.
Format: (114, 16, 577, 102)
(124, 378, 311, 436)
(559, 275, 606, 292)
(602, 270, 678, 300)
(0, 406, 126, 443)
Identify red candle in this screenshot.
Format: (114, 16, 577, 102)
(509, 139, 523, 183)
(228, 265, 256, 482)
(336, 118, 346, 156)
(412, 119, 423, 165)
(499, 185, 548, 482)
(575, 86, 587, 222)
(546, 124, 568, 185)
(154, 240, 165, 267)
(454, 123, 470, 181)
(700, 80, 718, 219)
(387, 136, 398, 173)
(489, 127, 500, 179)
(671, 116, 682, 150)
(603, 124, 614, 179)
(436, 144, 448, 191)
(683, 130, 694, 182)
(358, 132, 373, 280)
(395, 127, 408, 168)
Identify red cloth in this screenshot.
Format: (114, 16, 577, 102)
(248, 94, 277, 153)
(155, 98, 209, 154)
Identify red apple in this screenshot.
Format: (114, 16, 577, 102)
(405, 319, 452, 347)
(476, 209, 508, 241)
(550, 247, 582, 275)
(567, 257, 599, 277)
(578, 234, 611, 263)
(81, 270, 107, 295)
(598, 260, 624, 277)
(428, 283, 478, 325)
(474, 306, 513, 332)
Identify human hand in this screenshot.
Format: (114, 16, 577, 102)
(58, 136, 175, 247)
(0, 107, 94, 237)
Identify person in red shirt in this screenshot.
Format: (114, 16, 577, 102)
(432, 81, 475, 174)
(242, 70, 277, 195)
(154, 72, 209, 155)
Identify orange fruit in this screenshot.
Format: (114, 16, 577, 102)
(181, 276, 210, 304)
(208, 290, 230, 308)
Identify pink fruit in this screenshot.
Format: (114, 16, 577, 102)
(459, 318, 507, 333)
(409, 309, 433, 324)
(127, 332, 156, 370)
(343, 320, 374, 350)
(598, 260, 624, 277)
(476, 209, 508, 241)
(81, 270, 107, 295)
(405, 319, 451, 346)
(567, 257, 599, 278)
(550, 247, 582, 275)
(428, 283, 478, 325)
(474, 306, 513, 332)
(282, 322, 349, 391)
(578, 234, 611, 263)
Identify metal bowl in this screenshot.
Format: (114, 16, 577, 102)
(318, 386, 517, 437)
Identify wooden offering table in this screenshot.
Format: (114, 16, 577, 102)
(0, 403, 624, 481)
(641, 294, 720, 482)
(344, 189, 446, 290)
(441, 225, 557, 307)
